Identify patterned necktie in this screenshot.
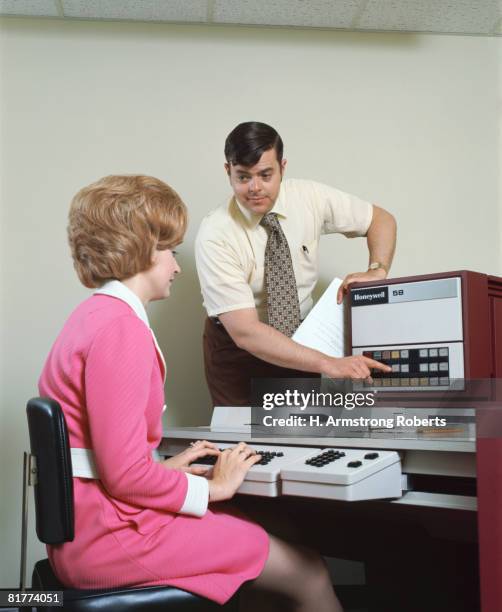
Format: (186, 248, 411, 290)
(260, 213, 301, 337)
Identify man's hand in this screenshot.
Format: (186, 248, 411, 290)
(162, 440, 221, 476)
(336, 267, 387, 304)
(321, 354, 391, 380)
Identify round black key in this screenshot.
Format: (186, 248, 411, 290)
(364, 452, 379, 460)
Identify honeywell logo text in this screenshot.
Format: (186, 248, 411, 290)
(351, 287, 389, 306)
(353, 291, 386, 302)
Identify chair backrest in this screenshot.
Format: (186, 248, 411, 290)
(26, 398, 74, 544)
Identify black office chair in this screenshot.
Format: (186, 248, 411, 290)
(22, 397, 239, 611)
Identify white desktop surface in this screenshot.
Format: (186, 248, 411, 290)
(162, 426, 475, 453)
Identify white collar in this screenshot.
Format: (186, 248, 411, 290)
(94, 280, 150, 328)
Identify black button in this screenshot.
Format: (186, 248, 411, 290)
(347, 460, 362, 468)
(364, 452, 379, 460)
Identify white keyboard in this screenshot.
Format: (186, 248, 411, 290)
(281, 448, 402, 501)
(192, 443, 317, 497)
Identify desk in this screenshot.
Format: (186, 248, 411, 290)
(160, 424, 480, 611)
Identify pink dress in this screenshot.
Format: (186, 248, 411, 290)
(38, 292, 269, 604)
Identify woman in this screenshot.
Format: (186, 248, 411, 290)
(39, 175, 341, 611)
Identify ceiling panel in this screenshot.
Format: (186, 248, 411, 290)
(213, 0, 365, 29)
(358, 0, 502, 35)
(62, 0, 207, 22)
(1, 0, 501, 36)
(0, 0, 59, 16)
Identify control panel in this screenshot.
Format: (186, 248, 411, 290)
(351, 276, 465, 391)
(362, 346, 451, 389)
(281, 448, 402, 501)
(187, 442, 403, 501)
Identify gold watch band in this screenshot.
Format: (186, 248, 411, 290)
(368, 262, 388, 273)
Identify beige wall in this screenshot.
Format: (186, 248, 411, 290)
(0, 18, 499, 586)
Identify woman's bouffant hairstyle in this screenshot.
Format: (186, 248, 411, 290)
(68, 175, 187, 288)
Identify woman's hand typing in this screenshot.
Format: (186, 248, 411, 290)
(162, 440, 220, 476)
(208, 442, 262, 502)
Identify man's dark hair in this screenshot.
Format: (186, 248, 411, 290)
(224, 122, 283, 167)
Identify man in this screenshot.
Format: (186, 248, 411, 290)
(196, 121, 396, 406)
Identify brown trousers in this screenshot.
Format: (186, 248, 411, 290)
(203, 317, 319, 407)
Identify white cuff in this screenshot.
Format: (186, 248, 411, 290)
(179, 473, 209, 517)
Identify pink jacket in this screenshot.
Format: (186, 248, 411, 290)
(38, 283, 268, 602)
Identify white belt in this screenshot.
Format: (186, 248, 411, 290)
(70, 448, 161, 479)
(71, 448, 99, 479)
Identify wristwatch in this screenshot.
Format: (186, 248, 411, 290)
(368, 262, 387, 273)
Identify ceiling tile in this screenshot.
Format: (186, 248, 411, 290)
(62, 0, 207, 22)
(358, 0, 501, 35)
(0, 0, 59, 16)
(213, 0, 364, 29)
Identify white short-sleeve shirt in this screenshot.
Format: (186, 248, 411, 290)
(195, 178, 373, 322)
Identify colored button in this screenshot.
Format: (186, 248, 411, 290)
(410, 378, 420, 386)
(420, 378, 429, 386)
(400, 378, 410, 386)
(391, 351, 400, 359)
(383, 351, 391, 359)
(374, 351, 382, 360)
